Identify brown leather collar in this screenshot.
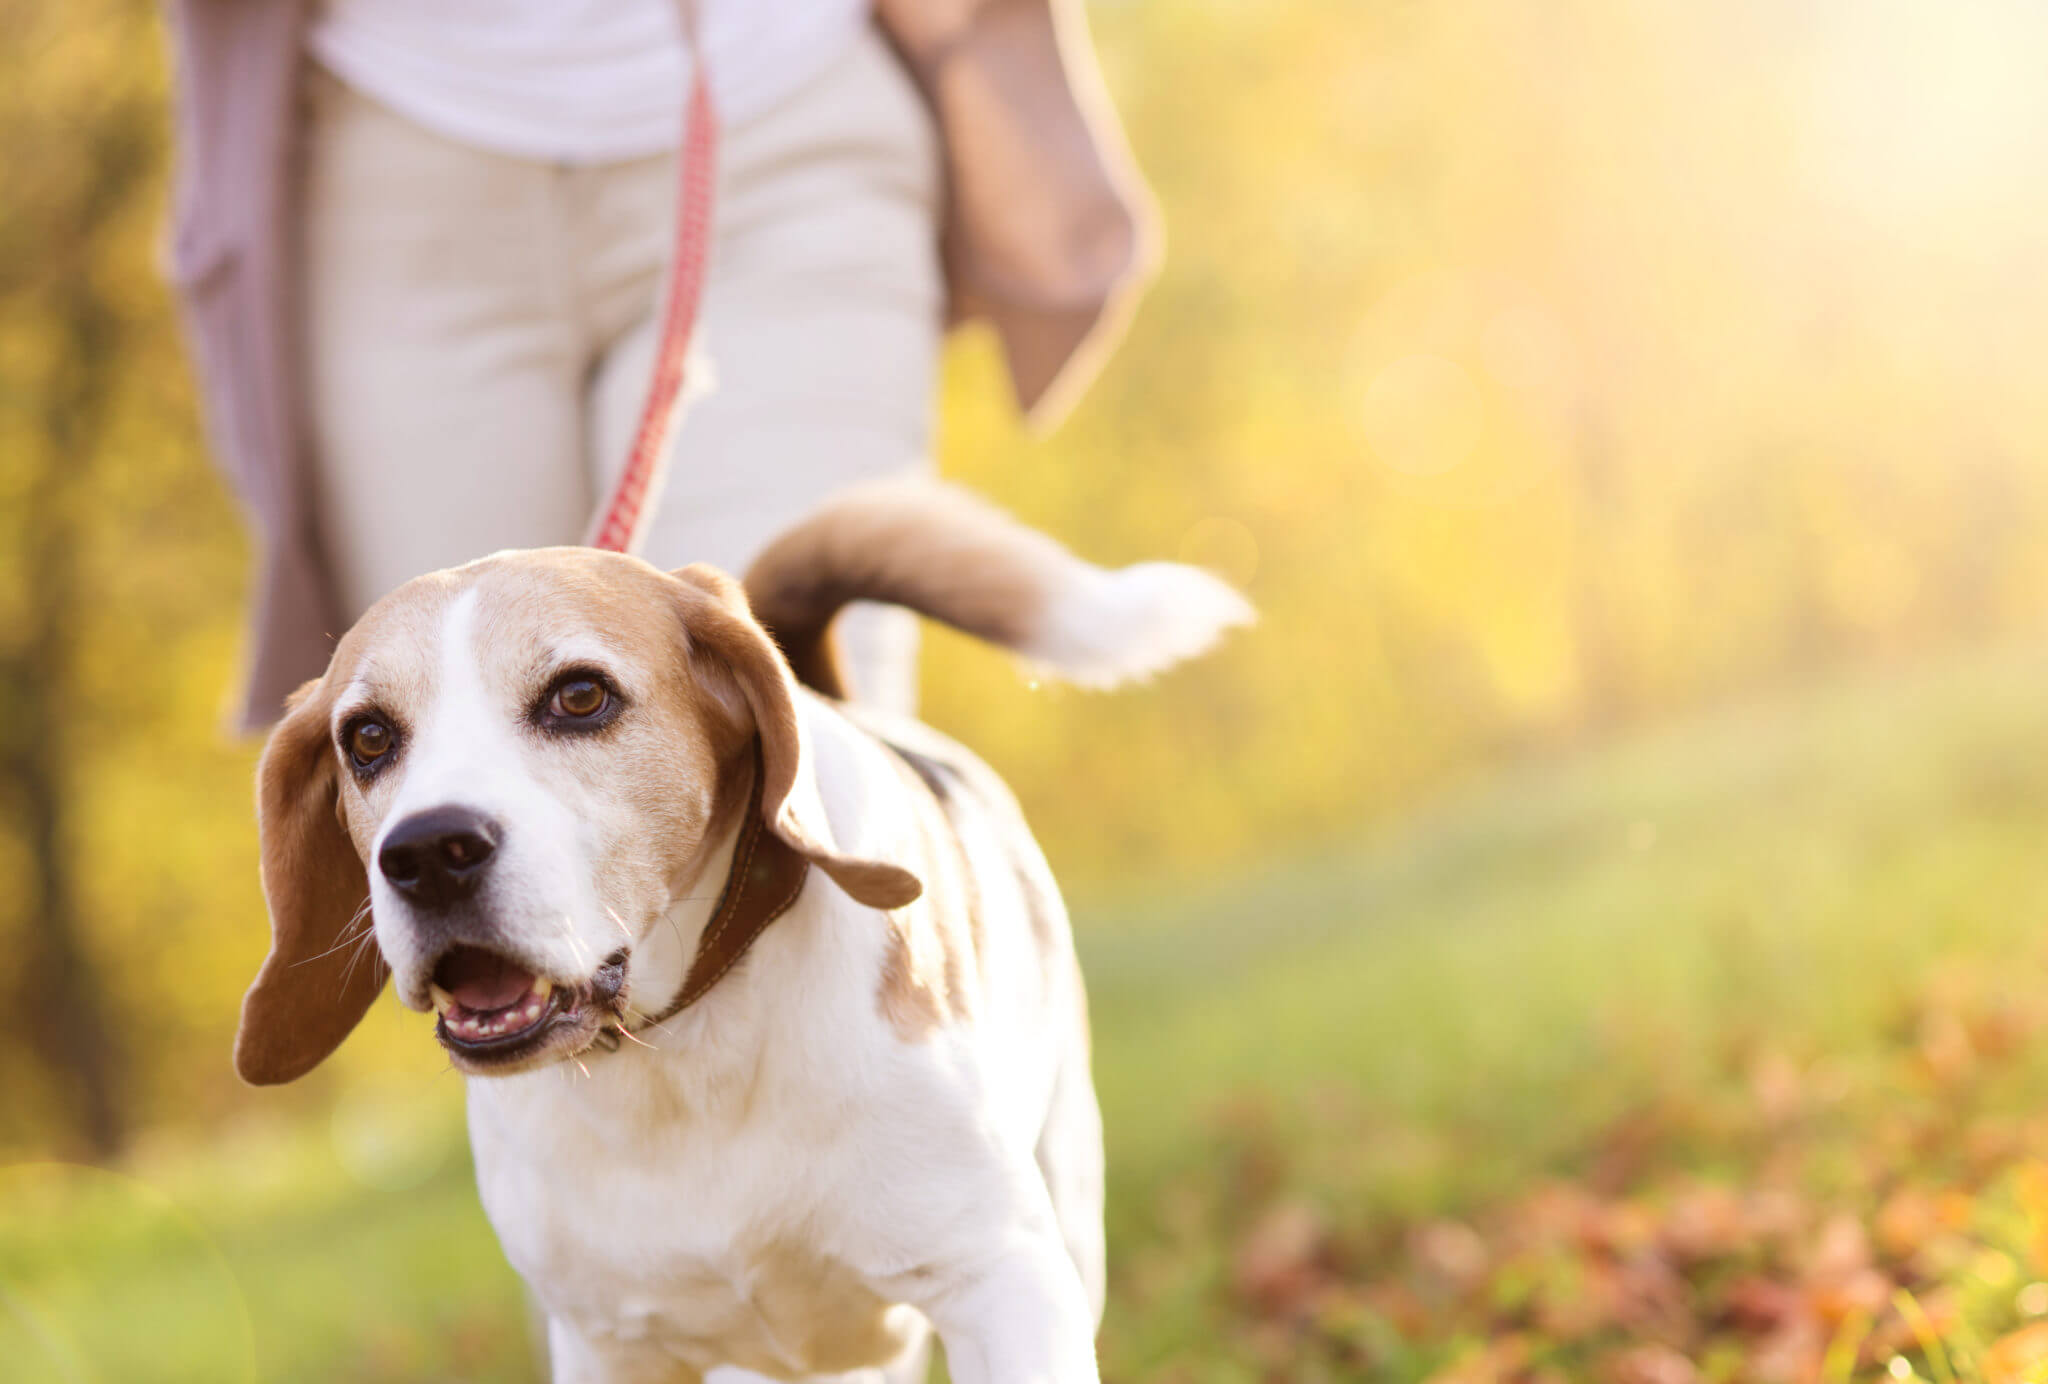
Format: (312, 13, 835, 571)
(595, 741, 809, 1049)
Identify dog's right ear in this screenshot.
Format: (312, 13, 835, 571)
(234, 679, 387, 1085)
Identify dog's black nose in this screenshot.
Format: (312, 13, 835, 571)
(378, 807, 500, 908)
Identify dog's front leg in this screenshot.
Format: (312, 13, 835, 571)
(908, 1233, 1100, 1384)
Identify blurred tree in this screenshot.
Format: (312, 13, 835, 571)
(3, 368, 127, 1157)
(0, 0, 174, 1154)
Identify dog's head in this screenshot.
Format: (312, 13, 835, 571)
(234, 550, 920, 1084)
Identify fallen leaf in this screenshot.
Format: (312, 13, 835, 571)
(1233, 1200, 1329, 1314)
(1750, 1052, 1805, 1124)
(1918, 1009, 1974, 1086)
(1875, 1187, 1939, 1261)
(1983, 1321, 2048, 1384)
(1596, 1343, 1701, 1384)
(1412, 1219, 1491, 1296)
(1422, 1334, 1532, 1384)
(1664, 1183, 1750, 1262)
(1721, 1275, 1802, 1335)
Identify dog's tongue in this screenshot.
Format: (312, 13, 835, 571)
(434, 946, 536, 1013)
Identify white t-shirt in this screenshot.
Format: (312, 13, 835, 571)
(307, 0, 871, 164)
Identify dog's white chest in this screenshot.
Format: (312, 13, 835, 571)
(467, 1059, 918, 1378)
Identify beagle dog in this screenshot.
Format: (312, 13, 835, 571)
(235, 481, 1251, 1383)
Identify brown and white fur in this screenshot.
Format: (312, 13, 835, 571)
(235, 480, 1251, 1383)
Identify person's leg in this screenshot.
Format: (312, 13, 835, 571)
(582, 26, 944, 712)
(301, 67, 591, 621)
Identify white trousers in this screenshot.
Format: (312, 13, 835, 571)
(300, 26, 941, 711)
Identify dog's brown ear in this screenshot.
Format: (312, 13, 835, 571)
(234, 679, 387, 1085)
(672, 565, 922, 910)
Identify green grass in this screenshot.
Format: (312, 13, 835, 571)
(15, 648, 2048, 1381)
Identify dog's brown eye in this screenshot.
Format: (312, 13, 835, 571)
(552, 679, 608, 718)
(349, 719, 393, 764)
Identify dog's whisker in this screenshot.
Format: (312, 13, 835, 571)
(292, 897, 376, 967)
(336, 930, 379, 995)
(604, 905, 632, 938)
(557, 916, 592, 970)
(333, 931, 374, 992)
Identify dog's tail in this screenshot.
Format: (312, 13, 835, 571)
(743, 479, 1253, 697)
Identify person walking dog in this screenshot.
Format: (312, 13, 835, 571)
(161, 0, 1156, 727)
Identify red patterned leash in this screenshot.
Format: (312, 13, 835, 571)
(587, 14, 718, 554)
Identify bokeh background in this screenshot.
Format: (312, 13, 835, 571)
(11, 0, 2048, 1380)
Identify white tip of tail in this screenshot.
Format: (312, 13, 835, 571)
(1021, 561, 1256, 690)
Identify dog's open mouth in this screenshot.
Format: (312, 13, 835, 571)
(428, 945, 624, 1068)
(432, 946, 561, 1043)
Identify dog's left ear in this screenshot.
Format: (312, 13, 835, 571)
(234, 678, 388, 1085)
(671, 564, 922, 910)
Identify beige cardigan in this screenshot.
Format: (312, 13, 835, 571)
(162, 0, 1158, 729)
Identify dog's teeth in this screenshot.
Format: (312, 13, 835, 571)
(437, 983, 556, 1046)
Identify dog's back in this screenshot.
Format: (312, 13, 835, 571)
(739, 480, 1250, 1345)
(745, 479, 1253, 697)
